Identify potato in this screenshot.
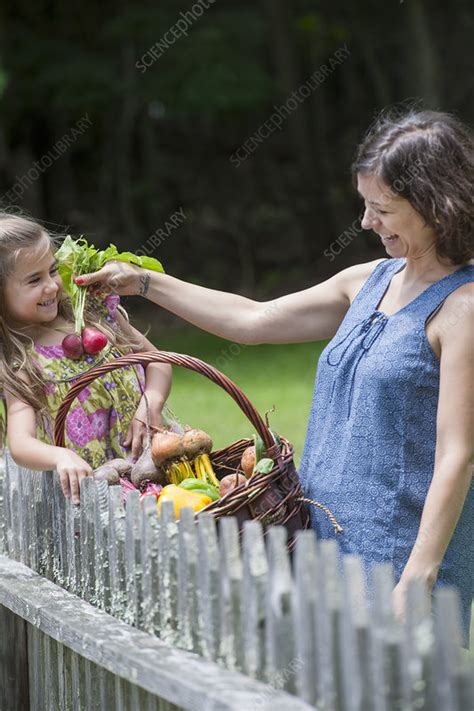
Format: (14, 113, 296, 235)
(240, 446, 256, 478)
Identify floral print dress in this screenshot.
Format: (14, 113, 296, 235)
(33, 295, 145, 469)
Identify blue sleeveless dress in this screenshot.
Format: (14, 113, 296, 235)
(299, 258, 474, 644)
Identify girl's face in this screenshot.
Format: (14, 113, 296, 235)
(3, 237, 63, 328)
(357, 173, 438, 259)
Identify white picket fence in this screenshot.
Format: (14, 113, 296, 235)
(0, 451, 472, 710)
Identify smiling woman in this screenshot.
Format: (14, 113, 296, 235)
(69, 108, 474, 647)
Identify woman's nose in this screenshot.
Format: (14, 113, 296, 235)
(361, 207, 379, 230)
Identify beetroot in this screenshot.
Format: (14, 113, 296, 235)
(62, 334, 84, 359)
(82, 326, 108, 355)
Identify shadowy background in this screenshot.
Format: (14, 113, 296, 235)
(1, 0, 472, 299)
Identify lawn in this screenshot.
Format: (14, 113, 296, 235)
(154, 328, 326, 465)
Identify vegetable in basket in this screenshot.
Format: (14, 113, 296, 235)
(157, 484, 212, 518)
(150, 427, 219, 488)
(178, 478, 220, 501)
(55, 235, 164, 359)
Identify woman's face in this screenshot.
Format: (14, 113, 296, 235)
(3, 236, 63, 328)
(357, 173, 438, 260)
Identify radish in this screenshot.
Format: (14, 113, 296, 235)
(82, 326, 108, 355)
(61, 334, 84, 360)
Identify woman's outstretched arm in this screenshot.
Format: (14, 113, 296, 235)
(76, 259, 382, 344)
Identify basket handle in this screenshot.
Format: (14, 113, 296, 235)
(54, 350, 278, 453)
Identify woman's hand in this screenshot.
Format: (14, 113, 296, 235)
(74, 261, 145, 296)
(53, 449, 94, 505)
(392, 567, 437, 623)
(123, 394, 164, 462)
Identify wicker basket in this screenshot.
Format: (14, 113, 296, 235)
(54, 350, 313, 545)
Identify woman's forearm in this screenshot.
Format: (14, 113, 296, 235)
(144, 272, 262, 343)
(403, 454, 473, 582)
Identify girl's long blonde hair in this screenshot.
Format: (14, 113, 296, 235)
(0, 213, 139, 447)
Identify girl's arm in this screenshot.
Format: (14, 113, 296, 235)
(5, 391, 93, 504)
(115, 312, 172, 461)
(393, 285, 474, 618)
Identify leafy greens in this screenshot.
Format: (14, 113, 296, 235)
(55, 236, 165, 334)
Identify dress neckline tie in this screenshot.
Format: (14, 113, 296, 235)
(326, 311, 388, 418)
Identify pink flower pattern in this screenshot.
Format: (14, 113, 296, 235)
(33, 295, 147, 469)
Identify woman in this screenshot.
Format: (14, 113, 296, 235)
(77, 109, 474, 645)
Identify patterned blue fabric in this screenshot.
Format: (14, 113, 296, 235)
(299, 258, 474, 645)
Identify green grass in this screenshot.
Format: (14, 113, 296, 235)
(154, 329, 326, 465)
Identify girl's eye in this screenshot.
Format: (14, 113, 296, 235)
(50, 266, 58, 275)
(376, 209, 388, 215)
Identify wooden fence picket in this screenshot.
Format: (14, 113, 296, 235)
(242, 519, 268, 681)
(177, 506, 200, 653)
(108, 485, 127, 620)
(124, 489, 142, 627)
(158, 498, 179, 646)
(140, 495, 161, 636)
(195, 512, 220, 661)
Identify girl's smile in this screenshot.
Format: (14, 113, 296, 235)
(4, 237, 63, 328)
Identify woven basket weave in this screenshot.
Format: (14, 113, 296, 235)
(54, 350, 311, 545)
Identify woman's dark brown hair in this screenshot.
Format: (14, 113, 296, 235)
(352, 108, 474, 265)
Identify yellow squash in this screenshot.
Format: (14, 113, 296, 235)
(157, 484, 212, 518)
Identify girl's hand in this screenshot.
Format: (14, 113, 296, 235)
(74, 261, 143, 296)
(54, 449, 94, 505)
(123, 395, 164, 462)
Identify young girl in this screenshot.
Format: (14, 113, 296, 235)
(0, 214, 172, 504)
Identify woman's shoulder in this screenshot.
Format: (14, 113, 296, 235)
(340, 258, 389, 303)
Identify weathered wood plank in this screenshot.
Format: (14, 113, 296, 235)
(65, 495, 81, 595)
(177, 507, 200, 653)
(242, 520, 268, 681)
(265, 527, 296, 694)
(319, 539, 344, 711)
(141, 496, 161, 636)
(52, 473, 68, 588)
(38, 472, 55, 580)
(372, 564, 407, 711)
(80, 477, 97, 603)
(94, 479, 111, 612)
(0, 554, 313, 710)
(195, 513, 220, 661)
(125, 489, 142, 627)
(159, 500, 179, 646)
(341, 555, 373, 711)
(0, 604, 30, 710)
(109, 485, 127, 620)
(218, 516, 244, 671)
(5, 452, 21, 563)
(293, 530, 320, 706)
